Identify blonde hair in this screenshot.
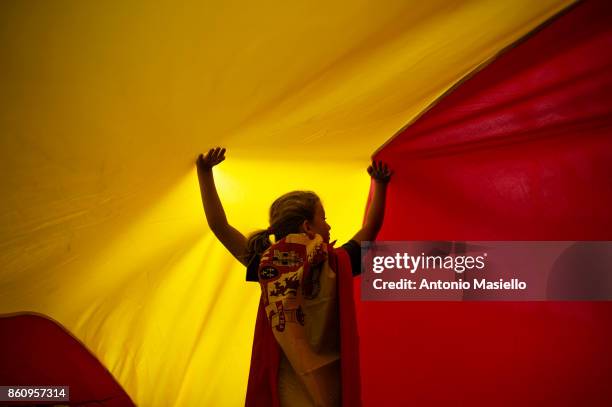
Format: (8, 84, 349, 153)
(246, 191, 320, 265)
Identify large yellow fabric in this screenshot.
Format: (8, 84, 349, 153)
(0, 1, 572, 405)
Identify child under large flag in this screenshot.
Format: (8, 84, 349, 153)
(196, 147, 392, 406)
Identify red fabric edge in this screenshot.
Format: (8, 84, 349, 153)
(0, 313, 136, 407)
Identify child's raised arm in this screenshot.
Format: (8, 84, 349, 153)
(196, 147, 249, 266)
(351, 160, 393, 244)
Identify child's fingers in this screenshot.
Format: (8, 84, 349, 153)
(214, 147, 226, 161)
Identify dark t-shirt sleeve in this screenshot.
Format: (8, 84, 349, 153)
(340, 239, 362, 276)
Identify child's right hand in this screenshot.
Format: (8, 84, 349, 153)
(367, 160, 393, 184)
(197, 147, 226, 172)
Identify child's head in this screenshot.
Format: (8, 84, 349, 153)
(246, 191, 331, 261)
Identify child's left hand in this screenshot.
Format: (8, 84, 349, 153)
(197, 147, 226, 173)
(367, 160, 393, 184)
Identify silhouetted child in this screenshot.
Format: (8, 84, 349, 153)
(196, 147, 391, 407)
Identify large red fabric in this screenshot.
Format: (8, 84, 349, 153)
(0, 314, 135, 406)
(245, 246, 361, 406)
(361, 0, 612, 405)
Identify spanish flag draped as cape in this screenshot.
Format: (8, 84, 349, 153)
(245, 233, 361, 406)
